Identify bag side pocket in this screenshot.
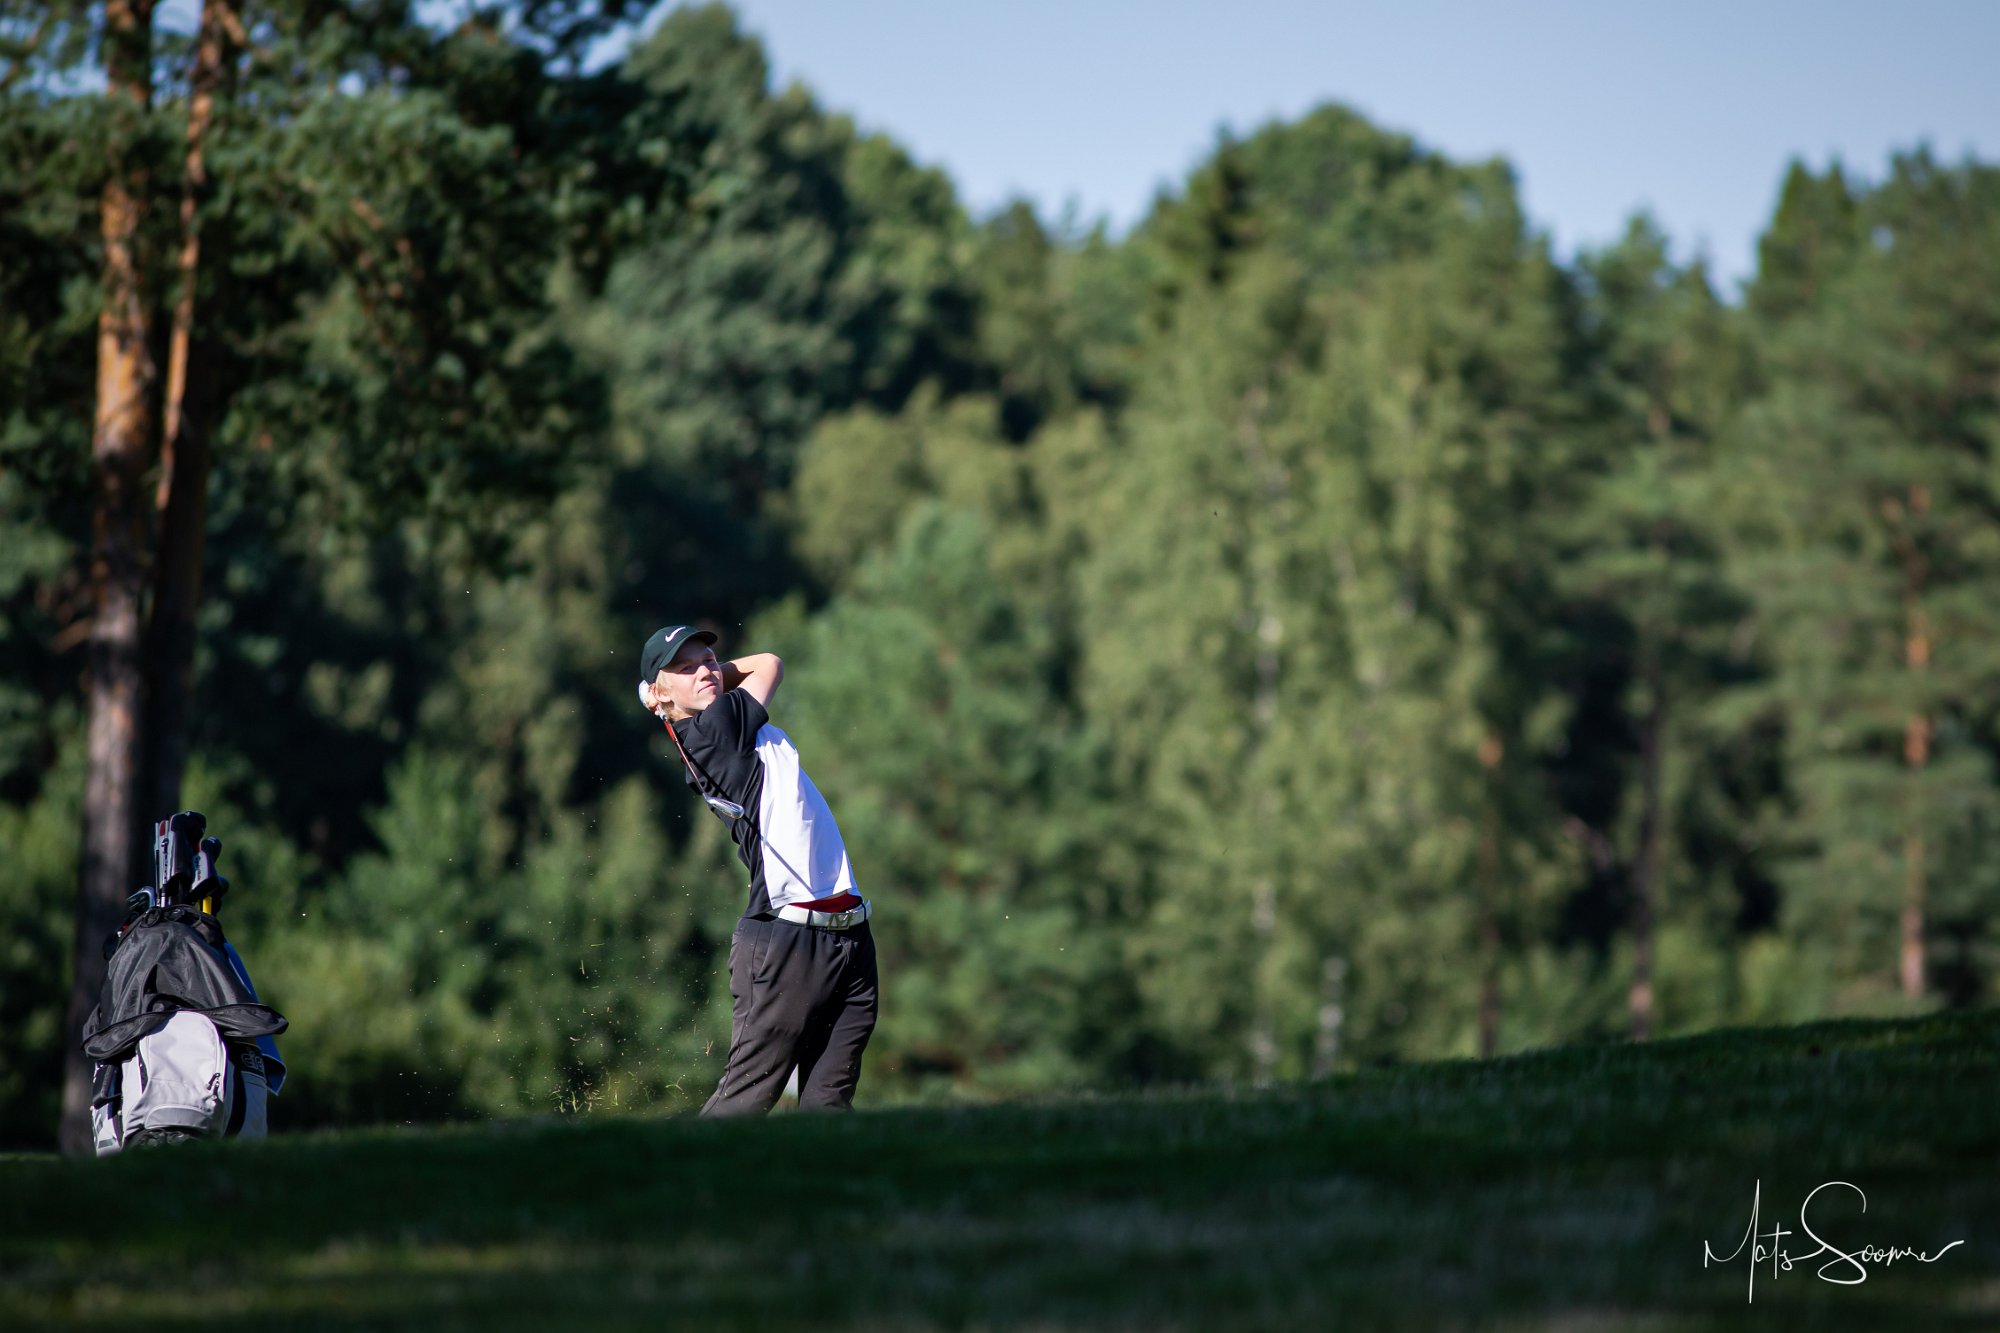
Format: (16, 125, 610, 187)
(229, 1047, 269, 1140)
(124, 1011, 231, 1138)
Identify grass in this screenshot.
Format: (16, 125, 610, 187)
(3, 1009, 1996, 1331)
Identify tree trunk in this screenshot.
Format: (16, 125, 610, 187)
(1248, 878, 1277, 1085)
(1476, 730, 1503, 1059)
(1311, 953, 1346, 1078)
(1901, 712, 1930, 999)
(1235, 385, 1285, 1085)
(145, 0, 236, 820)
(1629, 664, 1666, 1042)
(61, 0, 157, 1156)
(1247, 611, 1281, 1085)
(1896, 484, 1931, 1001)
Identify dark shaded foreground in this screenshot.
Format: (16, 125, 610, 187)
(3, 1009, 1995, 1331)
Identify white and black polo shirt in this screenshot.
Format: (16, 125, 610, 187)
(671, 690, 857, 919)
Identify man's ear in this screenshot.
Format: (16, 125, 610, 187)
(637, 679, 658, 713)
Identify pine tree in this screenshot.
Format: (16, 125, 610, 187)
(1750, 159, 1862, 326)
(1726, 153, 2000, 1011)
(1559, 217, 1754, 1040)
(44, 0, 646, 1151)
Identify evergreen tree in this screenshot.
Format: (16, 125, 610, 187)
(1557, 217, 1756, 1040)
(1750, 159, 1862, 325)
(751, 502, 1128, 1091)
(16, 0, 642, 1150)
(3, 6, 1997, 1143)
(1725, 153, 2000, 1011)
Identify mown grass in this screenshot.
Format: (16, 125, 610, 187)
(3, 1009, 1996, 1331)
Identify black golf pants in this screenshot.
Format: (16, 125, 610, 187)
(702, 916, 878, 1116)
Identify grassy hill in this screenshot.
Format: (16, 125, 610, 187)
(4, 1009, 1996, 1331)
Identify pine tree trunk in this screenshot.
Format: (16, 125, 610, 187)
(1476, 730, 1503, 1059)
(1895, 484, 1931, 1001)
(61, 0, 157, 1156)
(1629, 665, 1666, 1042)
(1476, 874, 1500, 1058)
(1901, 713, 1929, 999)
(145, 0, 236, 820)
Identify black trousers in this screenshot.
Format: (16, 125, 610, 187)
(702, 916, 878, 1116)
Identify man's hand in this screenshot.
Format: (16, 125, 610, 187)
(724, 652, 783, 707)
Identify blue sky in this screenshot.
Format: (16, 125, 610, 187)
(151, 1, 1996, 295)
(614, 0, 1998, 296)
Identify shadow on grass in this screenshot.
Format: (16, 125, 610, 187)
(3, 1008, 1996, 1331)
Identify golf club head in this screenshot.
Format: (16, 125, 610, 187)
(192, 836, 224, 902)
(153, 811, 206, 905)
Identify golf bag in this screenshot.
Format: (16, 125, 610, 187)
(82, 812, 288, 1154)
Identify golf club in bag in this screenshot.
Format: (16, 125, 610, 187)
(82, 811, 289, 1152)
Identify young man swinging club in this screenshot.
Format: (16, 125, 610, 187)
(636, 624, 878, 1114)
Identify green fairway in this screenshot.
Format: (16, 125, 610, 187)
(4, 1010, 1995, 1331)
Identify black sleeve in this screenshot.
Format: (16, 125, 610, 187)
(694, 688, 769, 755)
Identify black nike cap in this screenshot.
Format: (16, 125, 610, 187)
(639, 624, 718, 682)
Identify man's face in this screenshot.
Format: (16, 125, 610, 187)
(656, 642, 724, 716)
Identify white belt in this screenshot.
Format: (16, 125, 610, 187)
(775, 899, 870, 930)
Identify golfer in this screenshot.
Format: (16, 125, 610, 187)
(636, 624, 878, 1114)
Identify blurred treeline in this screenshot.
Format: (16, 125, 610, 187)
(4, 2, 1998, 1147)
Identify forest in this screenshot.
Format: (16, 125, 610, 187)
(3, 1, 1997, 1149)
